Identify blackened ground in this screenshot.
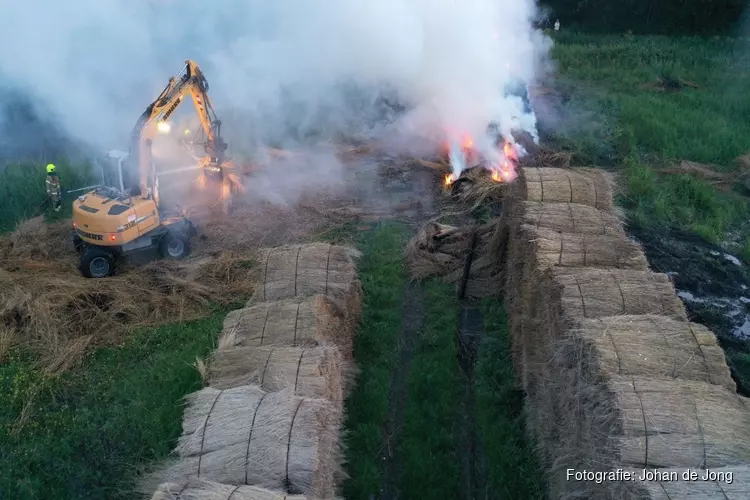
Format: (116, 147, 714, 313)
(629, 221, 750, 396)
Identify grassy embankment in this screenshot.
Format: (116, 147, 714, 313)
(343, 222, 543, 499)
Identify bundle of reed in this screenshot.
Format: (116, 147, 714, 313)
(208, 346, 349, 404)
(156, 386, 342, 498)
(248, 243, 362, 330)
(507, 167, 616, 212)
(219, 295, 353, 359)
(150, 477, 335, 499)
(539, 376, 750, 499)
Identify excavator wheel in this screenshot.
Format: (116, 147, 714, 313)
(159, 232, 191, 260)
(79, 247, 116, 278)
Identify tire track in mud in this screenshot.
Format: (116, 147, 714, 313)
(379, 280, 424, 500)
(457, 303, 488, 500)
(377, 163, 433, 500)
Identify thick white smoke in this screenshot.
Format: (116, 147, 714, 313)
(0, 0, 550, 183)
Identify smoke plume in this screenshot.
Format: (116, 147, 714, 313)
(0, 0, 551, 187)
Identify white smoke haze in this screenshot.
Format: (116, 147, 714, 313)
(0, 0, 551, 193)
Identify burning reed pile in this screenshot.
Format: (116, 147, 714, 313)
(154, 386, 342, 498)
(496, 166, 750, 499)
(405, 220, 504, 298)
(208, 346, 348, 404)
(447, 167, 506, 209)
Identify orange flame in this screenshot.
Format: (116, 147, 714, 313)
(491, 170, 500, 182)
(444, 173, 455, 186)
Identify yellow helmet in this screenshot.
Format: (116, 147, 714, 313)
(46, 163, 56, 174)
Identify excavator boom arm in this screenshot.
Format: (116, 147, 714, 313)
(128, 60, 228, 200)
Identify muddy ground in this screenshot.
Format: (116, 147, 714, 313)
(629, 222, 750, 395)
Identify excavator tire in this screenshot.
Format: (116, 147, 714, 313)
(79, 247, 116, 278)
(159, 232, 190, 260)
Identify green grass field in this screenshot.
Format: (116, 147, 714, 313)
(0, 313, 225, 499)
(550, 33, 750, 244)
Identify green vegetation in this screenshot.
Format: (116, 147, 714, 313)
(476, 299, 545, 499)
(542, 0, 745, 35)
(397, 278, 462, 499)
(551, 33, 750, 243)
(342, 222, 410, 499)
(343, 224, 542, 499)
(0, 313, 224, 499)
(0, 162, 95, 232)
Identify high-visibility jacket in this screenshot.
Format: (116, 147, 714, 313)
(46, 174, 61, 196)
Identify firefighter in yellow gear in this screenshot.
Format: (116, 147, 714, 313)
(45, 163, 62, 212)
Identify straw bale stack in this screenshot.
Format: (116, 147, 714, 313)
(509, 167, 615, 211)
(505, 224, 648, 320)
(541, 268, 687, 323)
(208, 346, 347, 404)
(160, 386, 341, 498)
(219, 295, 353, 359)
(542, 376, 750, 499)
(505, 201, 626, 236)
(248, 243, 362, 330)
(249, 242, 360, 302)
(547, 316, 735, 392)
(404, 221, 504, 297)
(151, 478, 323, 499)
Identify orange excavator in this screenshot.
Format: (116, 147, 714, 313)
(71, 60, 239, 278)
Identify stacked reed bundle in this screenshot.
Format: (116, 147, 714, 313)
(155, 386, 342, 499)
(527, 315, 736, 469)
(501, 202, 628, 322)
(506, 224, 648, 333)
(248, 243, 363, 331)
(496, 166, 750, 499)
(507, 167, 616, 211)
(505, 207, 648, 378)
(207, 346, 348, 404)
(542, 376, 750, 499)
(219, 295, 353, 359)
(521, 268, 687, 394)
(150, 477, 335, 499)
